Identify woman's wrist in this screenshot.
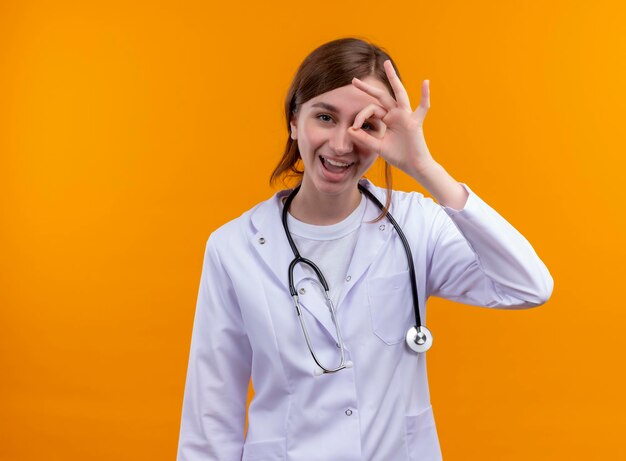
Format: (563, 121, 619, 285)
(409, 159, 469, 210)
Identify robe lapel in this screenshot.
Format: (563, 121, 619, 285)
(249, 189, 296, 293)
(248, 189, 341, 342)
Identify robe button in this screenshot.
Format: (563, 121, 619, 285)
(258, 237, 265, 244)
(345, 275, 351, 282)
(345, 409, 353, 416)
(299, 288, 306, 295)
(379, 224, 385, 231)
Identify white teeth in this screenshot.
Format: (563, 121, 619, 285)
(323, 156, 353, 167)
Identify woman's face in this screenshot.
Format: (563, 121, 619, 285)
(290, 77, 390, 199)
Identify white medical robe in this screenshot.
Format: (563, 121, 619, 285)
(176, 179, 553, 461)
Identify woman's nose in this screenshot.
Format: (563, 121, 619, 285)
(329, 127, 353, 155)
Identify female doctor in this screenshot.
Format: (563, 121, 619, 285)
(176, 37, 553, 461)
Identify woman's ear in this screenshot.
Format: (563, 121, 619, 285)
(289, 116, 298, 140)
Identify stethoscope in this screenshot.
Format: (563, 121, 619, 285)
(282, 183, 433, 375)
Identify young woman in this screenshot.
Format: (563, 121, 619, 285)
(176, 37, 553, 461)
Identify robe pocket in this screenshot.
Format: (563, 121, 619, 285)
(241, 437, 286, 461)
(405, 405, 442, 461)
(366, 270, 413, 345)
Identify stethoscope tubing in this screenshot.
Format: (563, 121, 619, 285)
(356, 183, 423, 329)
(281, 182, 432, 374)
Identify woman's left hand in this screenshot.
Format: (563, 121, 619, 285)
(348, 60, 435, 177)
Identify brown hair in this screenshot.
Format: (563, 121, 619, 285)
(269, 37, 402, 221)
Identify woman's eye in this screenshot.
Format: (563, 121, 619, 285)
(316, 113, 376, 131)
(361, 120, 380, 131)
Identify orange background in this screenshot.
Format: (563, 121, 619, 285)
(1, 0, 625, 460)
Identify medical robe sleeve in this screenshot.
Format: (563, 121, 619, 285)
(177, 235, 252, 461)
(426, 183, 554, 307)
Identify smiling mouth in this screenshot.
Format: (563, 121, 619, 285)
(320, 155, 355, 171)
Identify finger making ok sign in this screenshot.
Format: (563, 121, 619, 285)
(348, 59, 435, 176)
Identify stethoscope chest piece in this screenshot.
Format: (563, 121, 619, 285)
(406, 325, 433, 353)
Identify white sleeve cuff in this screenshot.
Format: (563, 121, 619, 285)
(440, 182, 474, 215)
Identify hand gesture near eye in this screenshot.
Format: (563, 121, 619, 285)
(348, 60, 435, 177)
